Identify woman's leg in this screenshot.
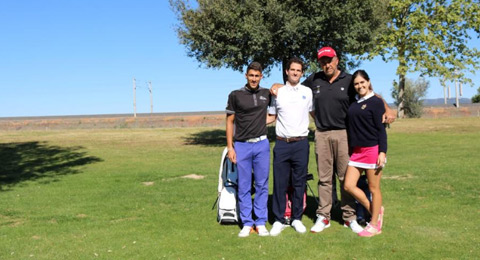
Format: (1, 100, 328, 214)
(344, 166, 370, 210)
(365, 168, 383, 227)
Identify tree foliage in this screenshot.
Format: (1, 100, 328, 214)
(364, 0, 480, 118)
(392, 77, 429, 118)
(169, 0, 388, 80)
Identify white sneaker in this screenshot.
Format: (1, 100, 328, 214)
(291, 220, 307, 234)
(270, 221, 287, 236)
(344, 219, 364, 233)
(256, 225, 270, 236)
(238, 226, 253, 238)
(310, 215, 331, 233)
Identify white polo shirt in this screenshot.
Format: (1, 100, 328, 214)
(268, 82, 313, 138)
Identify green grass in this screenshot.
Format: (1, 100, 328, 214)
(0, 118, 479, 259)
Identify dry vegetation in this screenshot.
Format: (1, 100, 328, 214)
(0, 114, 226, 130)
(1, 104, 479, 131)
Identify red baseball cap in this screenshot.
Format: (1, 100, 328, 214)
(317, 47, 337, 59)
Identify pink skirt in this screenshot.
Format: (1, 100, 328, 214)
(348, 145, 384, 169)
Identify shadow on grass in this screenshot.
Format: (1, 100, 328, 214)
(184, 126, 280, 147)
(264, 172, 348, 226)
(0, 141, 102, 191)
(184, 126, 318, 146)
(267, 195, 319, 224)
(183, 129, 226, 146)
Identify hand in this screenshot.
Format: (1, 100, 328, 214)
(269, 83, 284, 96)
(227, 148, 237, 164)
(377, 152, 386, 168)
(382, 108, 396, 124)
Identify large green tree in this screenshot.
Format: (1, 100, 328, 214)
(169, 0, 388, 82)
(364, 0, 480, 118)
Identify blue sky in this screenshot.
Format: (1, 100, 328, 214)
(1, 1, 478, 117)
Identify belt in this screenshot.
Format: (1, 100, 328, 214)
(276, 136, 307, 143)
(244, 135, 267, 143)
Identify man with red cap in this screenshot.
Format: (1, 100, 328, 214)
(271, 47, 395, 234)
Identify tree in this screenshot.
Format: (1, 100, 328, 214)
(472, 87, 480, 103)
(169, 0, 389, 82)
(363, 0, 480, 118)
(392, 77, 429, 118)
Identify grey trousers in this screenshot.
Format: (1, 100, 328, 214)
(314, 129, 356, 221)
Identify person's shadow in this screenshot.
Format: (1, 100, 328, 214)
(0, 141, 102, 191)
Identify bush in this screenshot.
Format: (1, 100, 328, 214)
(471, 87, 480, 103)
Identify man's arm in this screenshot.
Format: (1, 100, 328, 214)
(374, 93, 396, 124)
(383, 104, 396, 124)
(269, 83, 284, 96)
(226, 114, 236, 163)
(266, 114, 277, 125)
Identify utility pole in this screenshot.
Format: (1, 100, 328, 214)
(133, 77, 137, 117)
(148, 81, 153, 114)
(443, 85, 447, 105)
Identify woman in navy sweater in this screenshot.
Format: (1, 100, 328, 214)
(344, 70, 387, 237)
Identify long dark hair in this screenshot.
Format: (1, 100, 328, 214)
(352, 69, 372, 90)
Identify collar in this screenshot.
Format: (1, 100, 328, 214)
(356, 91, 375, 103)
(316, 70, 346, 82)
(244, 84, 260, 93)
(285, 81, 300, 91)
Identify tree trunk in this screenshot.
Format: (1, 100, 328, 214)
(397, 43, 406, 118)
(397, 73, 405, 118)
(282, 58, 288, 84)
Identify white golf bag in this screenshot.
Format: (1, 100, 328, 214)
(215, 147, 239, 224)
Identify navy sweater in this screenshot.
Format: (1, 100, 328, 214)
(347, 95, 387, 153)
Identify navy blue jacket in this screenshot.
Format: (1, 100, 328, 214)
(347, 95, 387, 153)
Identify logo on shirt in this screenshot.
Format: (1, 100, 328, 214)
(315, 86, 320, 94)
(361, 104, 367, 110)
(341, 87, 345, 91)
(302, 95, 306, 99)
(259, 96, 267, 101)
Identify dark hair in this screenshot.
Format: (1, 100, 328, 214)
(352, 69, 370, 82)
(247, 61, 263, 73)
(286, 57, 304, 71)
(352, 69, 373, 90)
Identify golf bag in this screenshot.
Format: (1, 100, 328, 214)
(283, 173, 316, 225)
(214, 147, 239, 224)
(356, 175, 372, 225)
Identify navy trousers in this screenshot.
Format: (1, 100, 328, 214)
(272, 138, 309, 223)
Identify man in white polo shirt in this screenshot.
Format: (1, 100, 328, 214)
(267, 57, 314, 236)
